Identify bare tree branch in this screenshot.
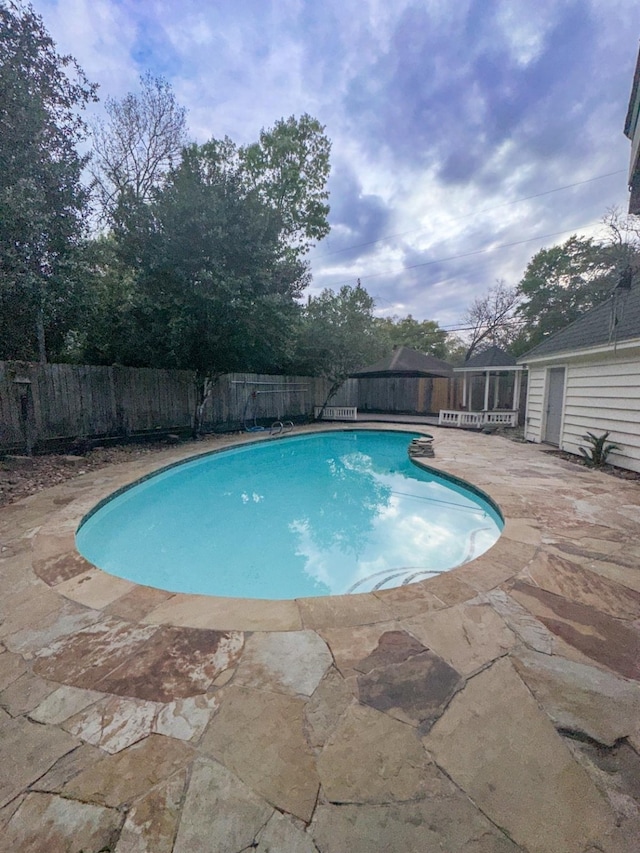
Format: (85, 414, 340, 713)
(90, 72, 187, 222)
(462, 280, 521, 361)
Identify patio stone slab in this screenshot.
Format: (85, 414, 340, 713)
(29, 685, 103, 725)
(310, 799, 520, 853)
(153, 694, 219, 741)
(304, 667, 355, 749)
(484, 588, 554, 653)
(522, 552, 640, 620)
(0, 648, 28, 690)
(356, 636, 462, 729)
(318, 621, 401, 675)
(3, 598, 103, 657)
(201, 685, 319, 822)
(0, 715, 78, 808)
(0, 795, 24, 834)
(104, 584, 174, 621)
(317, 703, 437, 803)
(255, 811, 318, 853)
(0, 792, 122, 853)
(33, 619, 158, 689)
(402, 602, 516, 675)
(0, 585, 64, 639)
(424, 657, 618, 853)
(173, 756, 273, 853)
(31, 529, 77, 567)
(508, 580, 640, 680)
(33, 547, 93, 586)
(62, 734, 193, 807)
(114, 769, 186, 853)
(143, 592, 303, 631)
(352, 628, 426, 672)
(233, 630, 332, 696)
(586, 557, 640, 594)
(420, 571, 480, 603)
(545, 525, 628, 550)
(0, 670, 56, 715)
(452, 547, 532, 592)
(94, 625, 244, 701)
(63, 694, 159, 753)
(501, 516, 542, 546)
(563, 737, 640, 852)
(55, 567, 137, 609)
(372, 582, 447, 618)
(33, 743, 105, 793)
(512, 648, 640, 746)
(298, 592, 392, 629)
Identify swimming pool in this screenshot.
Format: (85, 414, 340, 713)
(76, 430, 503, 600)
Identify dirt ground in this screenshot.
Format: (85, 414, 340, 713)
(0, 438, 211, 508)
(542, 447, 640, 481)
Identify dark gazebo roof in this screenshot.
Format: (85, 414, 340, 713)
(455, 346, 519, 371)
(350, 346, 454, 379)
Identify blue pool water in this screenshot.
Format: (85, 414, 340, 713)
(76, 430, 503, 600)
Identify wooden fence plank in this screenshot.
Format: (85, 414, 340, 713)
(1, 364, 473, 453)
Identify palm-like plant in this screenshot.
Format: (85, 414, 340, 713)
(578, 432, 620, 468)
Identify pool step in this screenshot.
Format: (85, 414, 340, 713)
(408, 437, 435, 459)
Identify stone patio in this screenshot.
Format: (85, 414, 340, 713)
(1, 424, 639, 852)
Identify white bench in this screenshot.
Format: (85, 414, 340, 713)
(314, 406, 358, 421)
(438, 410, 518, 428)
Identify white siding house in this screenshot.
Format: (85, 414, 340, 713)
(624, 45, 640, 214)
(518, 283, 640, 473)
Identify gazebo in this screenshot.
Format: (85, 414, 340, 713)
(438, 346, 524, 428)
(345, 346, 455, 416)
(349, 346, 454, 380)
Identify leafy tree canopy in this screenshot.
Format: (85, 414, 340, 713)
(374, 314, 448, 359)
(295, 282, 385, 385)
(240, 113, 331, 256)
(0, 0, 97, 362)
(512, 233, 631, 355)
(85, 142, 308, 375)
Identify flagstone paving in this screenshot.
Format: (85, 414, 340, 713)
(1, 424, 640, 851)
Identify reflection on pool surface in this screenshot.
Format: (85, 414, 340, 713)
(76, 430, 503, 600)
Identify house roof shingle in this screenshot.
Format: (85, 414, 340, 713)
(350, 346, 454, 378)
(519, 281, 640, 361)
(458, 346, 517, 370)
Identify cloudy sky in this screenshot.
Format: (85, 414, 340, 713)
(29, 0, 640, 331)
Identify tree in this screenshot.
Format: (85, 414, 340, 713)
(295, 282, 385, 408)
(240, 114, 331, 256)
(461, 280, 521, 361)
(91, 72, 187, 222)
(374, 315, 448, 358)
(91, 141, 308, 374)
(0, 1, 97, 362)
(69, 235, 141, 365)
(512, 234, 629, 355)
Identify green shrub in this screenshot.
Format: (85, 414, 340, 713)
(578, 431, 620, 468)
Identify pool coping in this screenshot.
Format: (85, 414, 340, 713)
(31, 423, 533, 632)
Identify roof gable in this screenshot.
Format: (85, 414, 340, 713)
(462, 346, 516, 369)
(350, 346, 453, 378)
(519, 281, 640, 361)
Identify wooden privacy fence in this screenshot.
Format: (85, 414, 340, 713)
(353, 377, 459, 414)
(0, 363, 473, 453)
(0, 363, 335, 452)
(0, 362, 198, 451)
(201, 373, 330, 432)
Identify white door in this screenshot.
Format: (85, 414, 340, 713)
(544, 367, 565, 445)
